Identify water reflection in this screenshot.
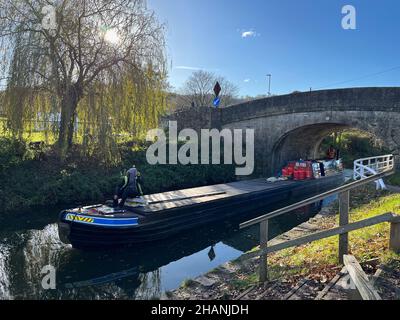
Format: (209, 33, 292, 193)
(1, 201, 323, 299)
(0, 244, 11, 299)
(22, 224, 70, 298)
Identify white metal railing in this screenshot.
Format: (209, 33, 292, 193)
(353, 154, 394, 190)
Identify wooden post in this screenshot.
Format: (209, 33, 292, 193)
(339, 190, 349, 264)
(343, 255, 382, 300)
(259, 220, 269, 283)
(389, 220, 400, 253)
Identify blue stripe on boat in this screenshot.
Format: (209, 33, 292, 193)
(63, 212, 138, 227)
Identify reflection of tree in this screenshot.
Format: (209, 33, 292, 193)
(4, 200, 325, 299)
(21, 224, 70, 298)
(133, 269, 162, 299)
(52, 269, 161, 300)
(0, 244, 12, 299)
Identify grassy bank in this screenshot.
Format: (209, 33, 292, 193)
(168, 185, 400, 300)
(387, 172, 400, 186)
(319, 130, 390, 168)
(0, 138, 236, 213)
(240, 186, 400, 287)
(267, 191, 400, 282)
(170, 186, 400, 299)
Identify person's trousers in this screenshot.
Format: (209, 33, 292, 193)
(113, 186, 138, 208)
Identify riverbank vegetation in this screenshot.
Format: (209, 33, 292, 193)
(0, 137, 236, 213)
(319, 129, 390, 167)
(0, 1, 243, 215)
(0, 0, 168, 162)
(1, 127, 396, 213)
(171, 186, 400, 299)
(1, 2, 395, 216)
(266, 189, 400, 282)
(387, 172, 400, 186)
(234, 186, 400, 289)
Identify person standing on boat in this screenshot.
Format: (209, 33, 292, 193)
(326, 145, 337, 160)
(113, 165, 143, 208)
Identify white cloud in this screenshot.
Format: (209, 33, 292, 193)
(174, 65, 203, 71)
(241, 30, 255, 38)
(174, 65, 221, 73)
(244, 79, 251, 83)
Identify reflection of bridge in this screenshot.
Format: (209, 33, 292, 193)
(168, 87, 400, 174)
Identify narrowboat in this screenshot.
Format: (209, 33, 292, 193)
(58, 159, 345, 249)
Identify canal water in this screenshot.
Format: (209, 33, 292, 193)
(0, 196, 335, 300)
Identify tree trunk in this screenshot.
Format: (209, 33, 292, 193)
(58, 85, 81, 161)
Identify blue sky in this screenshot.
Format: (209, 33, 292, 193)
(148, 0, 400, 97)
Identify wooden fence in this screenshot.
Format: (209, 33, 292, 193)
(239, 169, 398, 284)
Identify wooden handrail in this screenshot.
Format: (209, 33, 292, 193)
(240, 212, 397, 261)
(238, 169, 397, 284)
(240, 169, 395, 229)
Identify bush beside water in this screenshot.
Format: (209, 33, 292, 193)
(1, 128, 397, 213)
(319, 130, 390, 168)
(0, 137, 236, 213)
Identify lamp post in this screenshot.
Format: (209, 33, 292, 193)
(266, 74, 272, 96)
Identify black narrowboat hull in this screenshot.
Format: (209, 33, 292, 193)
(58, 173, 344, 249)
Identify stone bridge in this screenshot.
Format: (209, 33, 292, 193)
(166, 87, 400, 175)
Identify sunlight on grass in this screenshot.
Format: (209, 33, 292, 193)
(265, 193, 400, 281)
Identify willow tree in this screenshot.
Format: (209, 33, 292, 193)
(0, 0, 167, 161)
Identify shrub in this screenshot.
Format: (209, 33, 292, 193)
(319, 130, 390, 168)
(0, 142, 236, 213)
(0, 137, 27, 172)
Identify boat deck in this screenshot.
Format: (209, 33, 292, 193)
(60, 173, 345, 247)
(132, 178, 296, 213)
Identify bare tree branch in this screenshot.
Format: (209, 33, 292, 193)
(179, 70, 239, 108)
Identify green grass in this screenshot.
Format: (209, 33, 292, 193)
(229, 273, 259, 290)
(319, 129, 390, 168)
(0, 138, 237, 213)
(181, 279, 196, 288)
(264, 192, 400, 281)
(387, 172, 400, 187)
(23, 132, 56, 144)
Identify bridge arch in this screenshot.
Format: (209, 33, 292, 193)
(269, 122, 392, 174)
(167, 87, 400, 176)
(271, 123, 350, 173)
(221, 109, 399, 175)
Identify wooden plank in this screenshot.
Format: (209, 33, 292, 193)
(282, 279, 308, 300)
(315, 266, 347, 300)
(391, 215, 400, 223)
(370, 268, 383, 286)
(140, 178, 296, 212)
(241, 212, 394, 261)
(343, 255, 382, 300)
(339, 191, 349, 263)
(389, 221, 400, 253)
(233, 285, 257, 300)
(255, 281, 279, 300)
(259, 220, 269, 282)
(147, 191, 227, 204)
(240, 170, 395, 229)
